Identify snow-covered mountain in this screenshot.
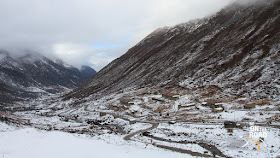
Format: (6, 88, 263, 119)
(66, 0, 280, 100)
(80, 65, 96, 79)
(0, 50, 94, 104)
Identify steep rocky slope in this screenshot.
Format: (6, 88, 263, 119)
(66, 0, 280, 100)
(0, 51, 94, 104)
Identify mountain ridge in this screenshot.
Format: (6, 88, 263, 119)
(63, 0, 279, 100)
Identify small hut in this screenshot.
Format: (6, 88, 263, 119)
(224, 121, 237, 128)
(178, 103, 196, 110)
(162, 92, 180, 100)
(212, 103, 224, 113)
(244, 104, 255, 109)
(119, 98, 134, 106)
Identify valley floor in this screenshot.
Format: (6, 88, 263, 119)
(1, 86, 280, 157)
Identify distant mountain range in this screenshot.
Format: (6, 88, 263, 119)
(0, 50, 96, 104)
(65, 0, 280, 100)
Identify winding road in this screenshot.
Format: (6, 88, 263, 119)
(124, 122, 159, 141)
(123, 121, 230, 157)
(81, 104, 231, 157)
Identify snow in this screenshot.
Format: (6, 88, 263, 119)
(2, 86, 280, 158)
(27, 87, 46, 93)
(152, 123, 280, 157)
(137, 135, 208, 154)
(0, 123, 187, 158)
(0, 53, 7, 61)
(52, 59, 73, 68)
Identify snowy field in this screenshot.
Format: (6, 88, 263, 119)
(0, 123, 187, 158)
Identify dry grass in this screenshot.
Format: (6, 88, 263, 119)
(227, 129, 233, 133)
(236, 99, 249, 104)
(250, 99, 271, 106)
(189, 117, 203, 122)
(215, 98, 235, 103)
(231, 106, 243, 110)
(201, 96, 236, 104)
(119, 105, 129, 110)
(267, 114, 280, 122)
(179, 113, 198, 117)
(201, 92, 215, 97)
(206, 115, 216, 119)
(155, 105, 172, 113)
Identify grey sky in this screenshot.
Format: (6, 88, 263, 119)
(0, 0, 233, 71)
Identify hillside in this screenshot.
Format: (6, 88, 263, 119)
(66, 0, 280, 101)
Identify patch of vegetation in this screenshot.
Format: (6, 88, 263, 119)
(0, 116, 9, 124)
(250, 99, 271, 106)
(244, 104, 256, 109)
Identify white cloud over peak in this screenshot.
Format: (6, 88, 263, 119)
(0, 0, 233, 71)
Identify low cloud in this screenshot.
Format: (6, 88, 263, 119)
(0, 0, 233, 71)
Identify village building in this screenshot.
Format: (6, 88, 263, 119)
(176, 103, 196, 110)
(119, 98, 134, 106)
(244, 104, 255, 109)
(161, 92, 180, 100)
(224, 121, 237, 128)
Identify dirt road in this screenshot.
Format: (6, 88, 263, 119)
(124, 123, 159, 141)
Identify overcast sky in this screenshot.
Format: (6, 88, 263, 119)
(0, 0, 233, 71)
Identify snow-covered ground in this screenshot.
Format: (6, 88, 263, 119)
(0, 123, 187, 158)
(1, 86, 280, 158)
